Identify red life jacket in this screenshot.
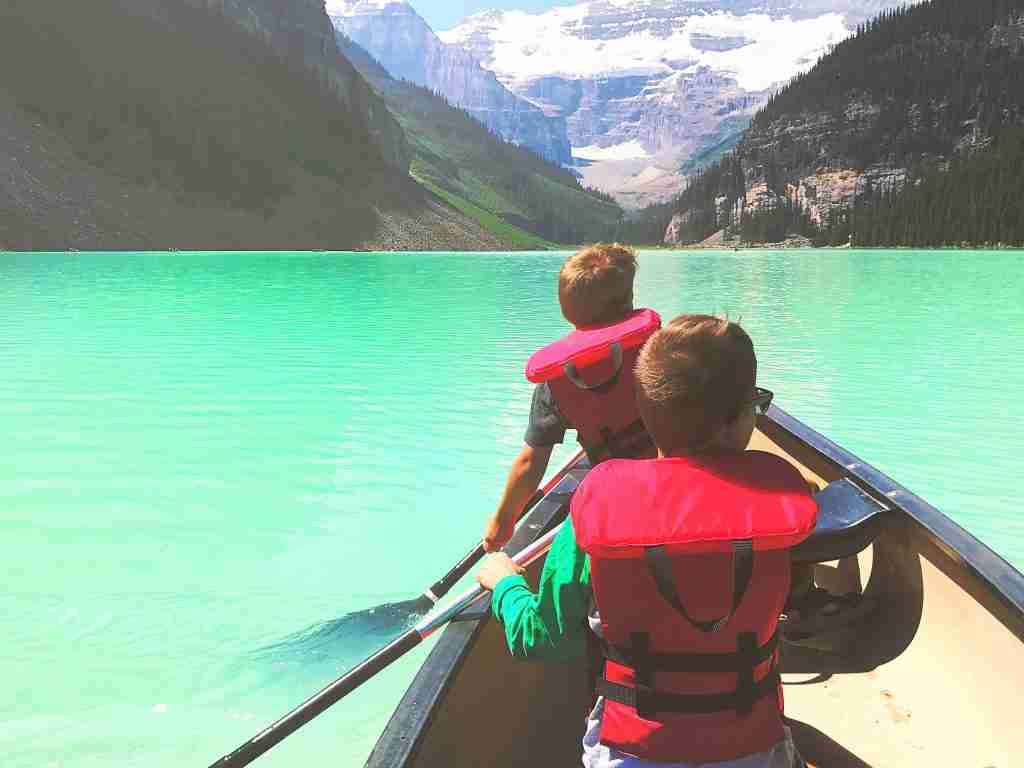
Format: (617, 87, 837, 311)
(526, 309, 661, 463)
(572, 452, 818, 763)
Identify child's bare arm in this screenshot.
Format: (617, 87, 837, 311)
(483, 444, 553, 552)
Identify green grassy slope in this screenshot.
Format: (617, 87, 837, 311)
(414, 175, 558, 250)
(339, 35, 624, 248)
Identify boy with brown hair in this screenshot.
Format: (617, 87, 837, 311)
(477, 315, 817, 768)
(482, 243, 660, 552)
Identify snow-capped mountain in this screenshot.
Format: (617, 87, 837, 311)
(327, 0, 572, 165)
(439, 0, 911, 206)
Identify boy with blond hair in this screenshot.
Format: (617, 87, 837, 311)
(482, 244, 660, 552)
(478, 315, 817, 768)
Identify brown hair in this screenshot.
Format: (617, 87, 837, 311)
(558, 244, 637, 326)
(635, 314, 756, 454)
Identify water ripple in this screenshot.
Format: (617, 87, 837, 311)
(2, 249, 1022, 767)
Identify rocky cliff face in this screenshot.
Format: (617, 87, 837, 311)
(661, 101, 913, 245)
(660, 0, 1024, 246)
(728, 99, 907, 228)
(328, 1, 571, 165)
(441, 0, 913, 207)
(195, 0, 409, 172)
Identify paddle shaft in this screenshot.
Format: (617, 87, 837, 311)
(209, 524, 563, 768)
(422, 449, 584, 603)
(210, 629, 422, 768)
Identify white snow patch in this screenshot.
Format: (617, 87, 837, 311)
(696, 13, 849, 91)
(325, 0, 403, 16)
(441, 8, 851, 91)
(573, 140, 651, 161)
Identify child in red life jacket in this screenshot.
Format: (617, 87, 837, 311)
(477, 315, 817, 768)
(482, 244, 661, 553)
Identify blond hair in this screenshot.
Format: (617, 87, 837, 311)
(558, 243, 637, 327)
(635, 314, 756, 454)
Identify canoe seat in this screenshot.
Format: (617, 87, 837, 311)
(793, 478, 891, 564)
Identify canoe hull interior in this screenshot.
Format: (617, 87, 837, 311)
(367, 410, 1024, 768)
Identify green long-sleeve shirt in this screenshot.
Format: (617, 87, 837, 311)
(490, 516, 592, 662)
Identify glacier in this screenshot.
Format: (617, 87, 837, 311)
(332, 0, 915, 207)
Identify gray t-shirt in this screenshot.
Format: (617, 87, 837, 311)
(524, 383, 571, 447)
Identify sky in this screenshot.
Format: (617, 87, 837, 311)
(408, 1, 566, 32)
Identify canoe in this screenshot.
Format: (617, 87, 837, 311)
(365, 405, 1024, 768)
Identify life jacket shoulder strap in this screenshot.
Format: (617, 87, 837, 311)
(644, 540, 753, 633)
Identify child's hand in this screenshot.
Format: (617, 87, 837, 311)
(482, 512, 516, 553)
(476, 553, 524, 591)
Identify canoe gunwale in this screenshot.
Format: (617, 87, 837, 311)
(763, 405, 1024, 643)
(363, 620, 483, 768)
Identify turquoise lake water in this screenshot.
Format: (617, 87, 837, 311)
(1, 249, 1022, 767)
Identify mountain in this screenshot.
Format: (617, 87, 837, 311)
(337, 34, 623, 246)
(328, 0, 573, 166)
(0, 0, 515, 250)
(202, 0, 409, 171)
(660, 0, 1024, 247)
(440, 0, 913, 208)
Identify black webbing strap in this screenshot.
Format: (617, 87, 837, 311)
(563, 342, 623, 393)
(602, 629, 778, 673)
(630, 632, 654, 719)
(643, 540, 754, 633)
(596, 667, 781, 716)
(735, 632, 758, 715)
(582, 418, 650, 465)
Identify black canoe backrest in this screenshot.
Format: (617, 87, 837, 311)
(794, 479, 892, 564)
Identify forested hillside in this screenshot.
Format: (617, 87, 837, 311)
(338, 34, 624, 247)
(0, 0, 507, 250)
(1, 0, 392, 213)
(661, 0, 1024, 247)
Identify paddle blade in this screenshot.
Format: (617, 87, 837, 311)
(254, 596, 433, 668)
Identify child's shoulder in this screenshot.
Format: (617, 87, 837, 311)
(574, 458, 638, 500)
(579, 452, 809, 494)
(738, 450, 810, 487)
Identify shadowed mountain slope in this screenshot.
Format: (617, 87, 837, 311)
(0, 0, 514, 250)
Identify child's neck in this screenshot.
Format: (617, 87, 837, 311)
(658, 443, 743, 460)
(572, 306, 634, 330)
